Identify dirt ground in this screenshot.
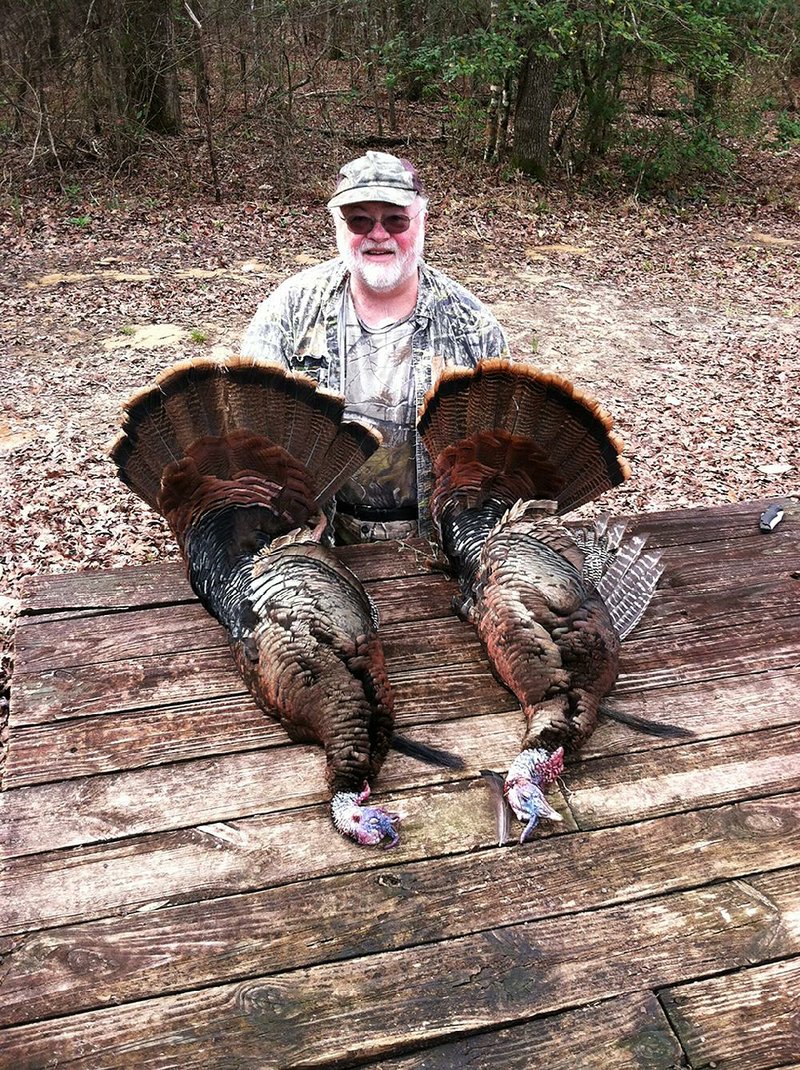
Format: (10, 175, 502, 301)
(2, 159, 799, 723)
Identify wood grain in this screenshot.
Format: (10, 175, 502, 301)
(364, 991, 683, 1070)
(1, 793, 797, 1026)
(9, 614, 489, 730)
(568, 722, 800, 828)
(15, 497, 794, 615)
(15, 539, 443, 615)
(1, 869, 797, 1069)
(5, 667, 517, 788)
(2, 712, 527, 861)
(661, 956, 800, 1070)
(583, 667, 800, 759)
(6, 700, 800, 864)
(1, 775, 572, 937)
(3, 499, 799, 1068)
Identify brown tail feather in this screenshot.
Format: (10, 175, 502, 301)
(112, 358, 381, 553)
(418, 360, 628, 513)
(110, 430, 167, 510)
(313, 421, 385, 504)
(156, 431, 318, 545)
(429, 431, 562, 525)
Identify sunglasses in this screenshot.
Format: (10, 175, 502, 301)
(339, 208, 423, 236)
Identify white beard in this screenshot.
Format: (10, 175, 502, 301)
(338, 226, 425, 292)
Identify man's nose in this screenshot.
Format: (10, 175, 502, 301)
(369, 219, 391, 240)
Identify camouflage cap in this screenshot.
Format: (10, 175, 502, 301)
(327, 151, 423, 209)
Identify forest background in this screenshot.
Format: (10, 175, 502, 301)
(1, 0, 798, 755)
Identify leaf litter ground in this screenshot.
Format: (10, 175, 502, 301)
(1, 152, 798, 775)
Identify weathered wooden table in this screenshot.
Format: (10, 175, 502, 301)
(2, 498, 799, 1069)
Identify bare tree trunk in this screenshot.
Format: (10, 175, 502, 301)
(395, 0, 423, 100)
(484, 81, 500, 162)
(387, 78, 397, 130)
(365, 6, 384, 137)
(512, 50, 557, 179)
(496, 71, 512, 156)
(125, 0, 182, 134)
(185, 0, 222, 203)
(83, 28, 103, 136)
(482, 0, 500, 162)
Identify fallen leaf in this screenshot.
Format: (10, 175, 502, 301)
(756, 463, 793, 476)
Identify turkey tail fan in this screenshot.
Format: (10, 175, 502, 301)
(110, 428, 169, 512)
(419, 359, 630, 514)
(111, 357, 382, 625)
(313, 421, 386, 506)
(111, 358, 381, 521)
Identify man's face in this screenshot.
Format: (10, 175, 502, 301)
(334, 198, 426, 293)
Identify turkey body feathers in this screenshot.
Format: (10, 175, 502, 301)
(232, 543, 394, 795)
(111, 358, 434, 847)
(476, 509, 625, 753)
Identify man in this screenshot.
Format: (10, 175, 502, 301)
(242, 150, 509, 542)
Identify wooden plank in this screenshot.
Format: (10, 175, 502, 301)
(636, 573, 800, 639)
(567, 723, 800, 829)
(629, 496, 797, 548)
(17, 559, 192, 615)
(583, 667, 800, 760)
(0, 712, 525, 862)
(14, 501, 772, 617)
(2, 793, 799, 1027)
(10, 693, 800, 860)
(364, 992, 682, 1070)
(4, 663, 513, 791)
(13, 662, 800, 791)
(6, 704, 799, 863)
(10, 647, 241, 727)
(16, 535, 795, 644)
(13, 537, 799, 712)
(4, 698, 279, 788)
(4, 669, 517, 788)
(11, 574, 458, 677)
(656, 541, 799, 593)
(9, 616, 487, 728)
(1, 868, 797, 1069)
(9, 591, 800, 783)
(12, 568, 800, 731)
(15, 497, 797, 636)
(13, 602, 228, 675)
(16, 540, 441, 615)
(336, 537, 445, 581)
(13, 580, 798, 711)
(0, 774, 572, 937)
(661, 956, 800, 1070)
(616, 617, 800, 692)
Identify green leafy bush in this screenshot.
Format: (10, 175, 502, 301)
(619, 120, 736, 194)
(774, 111, 800, 148)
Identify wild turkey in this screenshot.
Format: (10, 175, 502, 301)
(418, 359, 666, 844)
(111, 357, 460, 848)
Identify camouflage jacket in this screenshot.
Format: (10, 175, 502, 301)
(241, 256, 510, 536)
